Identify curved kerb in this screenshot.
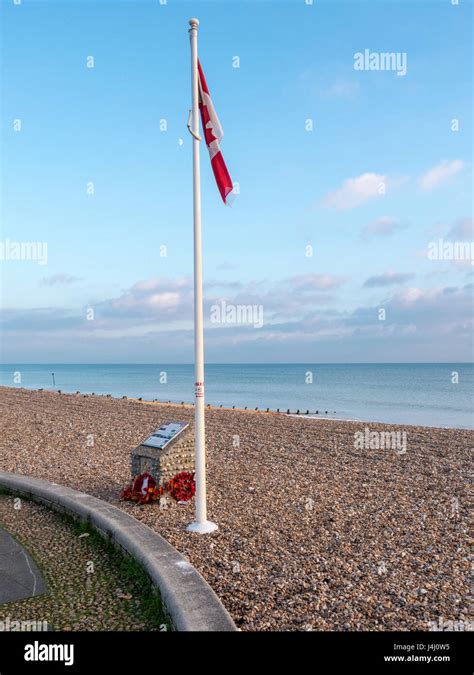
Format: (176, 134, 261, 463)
(0, 472, 236, 632)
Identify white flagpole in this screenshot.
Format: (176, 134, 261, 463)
(187, 18, 218, 534)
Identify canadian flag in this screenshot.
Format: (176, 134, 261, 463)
(198, 60, 234, 204)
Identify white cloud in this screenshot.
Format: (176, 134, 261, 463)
(361, 216, 403, 239)
(448, 217, 473, 240)
(40, 273, 82, 286)
(3, 282, 472, 362)
(396, 287, 425, 303)
(287, 274, 347, 291)
(363, 272, 415, 288)
(324, 172, 389, 210)
(105, 277, 192, 318)
(418, 160, 464, 191)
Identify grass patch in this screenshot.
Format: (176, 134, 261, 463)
(69, 516, 170, 631)
(0, 489, 171, 632)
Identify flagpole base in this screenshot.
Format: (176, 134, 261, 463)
(186, 520, 218, 534)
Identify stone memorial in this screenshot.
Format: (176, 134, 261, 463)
(131, 422, 194, 487)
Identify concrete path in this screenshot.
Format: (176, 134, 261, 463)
(0, 472, 236, 631)
(0, 527, 46, 604)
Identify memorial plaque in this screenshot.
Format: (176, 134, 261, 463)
(142, 422, 189, 450)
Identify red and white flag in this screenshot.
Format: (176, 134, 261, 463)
(198, 60, 234, 204)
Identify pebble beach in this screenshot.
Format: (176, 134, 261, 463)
(0, 386, 471, 631)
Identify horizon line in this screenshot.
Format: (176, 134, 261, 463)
(1, 362, 473, 367)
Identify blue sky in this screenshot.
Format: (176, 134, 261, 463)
(0, 0, 472, 363)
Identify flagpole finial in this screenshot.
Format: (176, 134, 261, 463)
(189, 18, 199, 28)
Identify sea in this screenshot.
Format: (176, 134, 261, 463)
(0, 363, 473, 429)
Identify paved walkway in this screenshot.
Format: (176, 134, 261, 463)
(0, 527, 46, 604)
